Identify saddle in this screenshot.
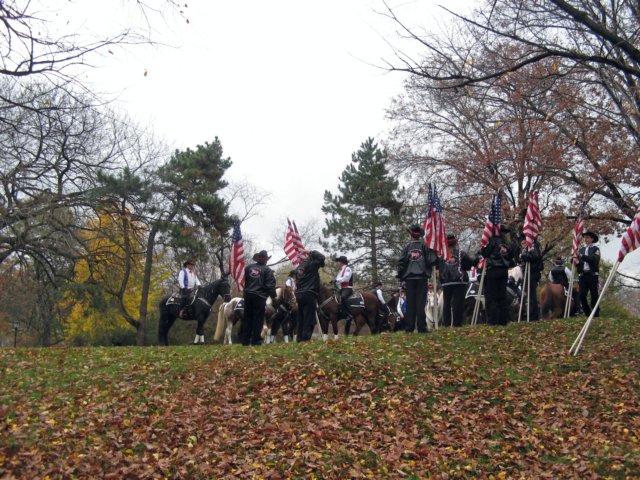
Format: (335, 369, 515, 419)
(339, 292, 366, 309)
(165, 287, 199, 306)
(234, 299, 245, 313)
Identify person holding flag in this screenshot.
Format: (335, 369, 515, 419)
(397, 224, 437, 333)
(518, 235, 543, 321)
(481, 223, 517, 326)
(241, 250, 277, 346)
(439, 234, 478, 327)
(295, 249, 326, 342)
(577, 230, 601, 317)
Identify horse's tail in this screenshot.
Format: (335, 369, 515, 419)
(214, 302, 227, 342)
(540, 285, 554, 320)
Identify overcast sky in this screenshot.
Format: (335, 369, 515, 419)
(71, 0, 639, 275)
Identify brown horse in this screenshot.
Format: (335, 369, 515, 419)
(540, 283, 577, 320)
(317, 284, 380, 338)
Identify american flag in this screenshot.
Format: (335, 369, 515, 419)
(522, 191, 542, 248)
(284, 218, 305, 266)
(480, 190, 502, 248)
(229, 221, 245, 291)
(570, 208, 585, 264)
(423, 184, 449, 259)
(618, 208, 640, 262)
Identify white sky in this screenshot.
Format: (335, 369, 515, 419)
(67, 0, 639, 276)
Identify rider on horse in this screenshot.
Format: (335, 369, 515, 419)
(335, 256, 354, 323)
(548, 256, 571, 289)
(178, 260, 201, 317)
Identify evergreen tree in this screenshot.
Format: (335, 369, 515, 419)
(322, 138, 404, 284)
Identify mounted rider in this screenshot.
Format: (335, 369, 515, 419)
(549, 256, 572, 289)
(178, 260, 201, 317)
(372, 281, 390, 328)
(334, 255, 354, 323)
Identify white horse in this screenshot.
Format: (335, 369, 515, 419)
(425, 290, 444, 331)
(214, 288, 287, 344)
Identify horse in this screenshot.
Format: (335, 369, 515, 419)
(540, 283, 578, 320)
(213, 287, 291, 344)
(158, 276, 231, 346)
(425, 289, 444, 330)
(266, 285, 298, 343)
(317, 284, 380, 339)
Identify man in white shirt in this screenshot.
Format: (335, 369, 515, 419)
(373, 281, 390, 329)
(335, 256, 353, 322)
(178, 260, 201, 315)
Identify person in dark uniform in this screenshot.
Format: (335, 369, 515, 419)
(577, 230, 601, 317)
(295, 250, 326, 342)
(519, 237, 544, 321)
(549, 256, 571, 289)
(481, 226, 516, 326)
(396, 224, 437, 333)
(439, 234, 478, 327)
(241, 250, 277, 346)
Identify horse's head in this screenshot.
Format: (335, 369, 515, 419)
(219, 274, 232, 302)
(282, 285, 297, 311)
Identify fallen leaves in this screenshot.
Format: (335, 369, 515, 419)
(1, 315, 639, 478)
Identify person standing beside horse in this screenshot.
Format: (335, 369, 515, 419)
(481, 226, 517, 326)
(439, 234, 477, 327)
(519, 237, 544, 321)
(577, 230, 601, 317)
(178, 260, 201, 317)
(241, 250, 277, 346)
(295, 250, 326, 342)
(396, 224, 437, 333)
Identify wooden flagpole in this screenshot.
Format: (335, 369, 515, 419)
(563, 263, 576, 318)
(569, 260, 620, 356)
(472, 267, 486, 325)
(433, 270, 440, 330)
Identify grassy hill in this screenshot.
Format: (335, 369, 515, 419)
(1, 307, 639, 479)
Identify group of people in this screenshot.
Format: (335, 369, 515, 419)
(176, 223, 602, 344)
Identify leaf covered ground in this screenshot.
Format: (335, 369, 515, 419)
(1, 313, 639, 479)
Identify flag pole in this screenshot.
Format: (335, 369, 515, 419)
(433, 269, 440, 330)
(472, 267, 486, 325)
(563, 263, 576, 318)
(569, 260, 620, 355)
(517, 262, 529, 322)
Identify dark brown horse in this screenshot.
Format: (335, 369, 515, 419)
(316, 284, 380, 338)
(267, 285, 298, 343)
(540, 283, 578, 320)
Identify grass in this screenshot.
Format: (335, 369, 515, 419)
(1, 303, 639, 479)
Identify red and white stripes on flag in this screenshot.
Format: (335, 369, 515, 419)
(478, 190, 503, 269)
(284, 218, 305, 266)
(618, 208, 640, 262)
(423, 184, 449, 259)
(229, 220, 246, 291)
(522, 191, 542, 248)
(570, 210, 585, 264)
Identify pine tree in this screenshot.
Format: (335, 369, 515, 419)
(322, 138, 404, 284)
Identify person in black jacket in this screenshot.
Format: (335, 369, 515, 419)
(481, 226, 516, 325)
(295, 250, 326, 342)
(397, 224, 437, 333)
(241, 250, 277, 346)
(577, 231, 601, 316)
(439, 234, 477, 327)
(519, 237, 543, 321)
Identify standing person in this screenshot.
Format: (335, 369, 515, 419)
(396, 289, 407, 332)
(334, 256, 353, 323)
(519, 237, 544, 321)
(372, 281, 390, 330)
(577, 230, 601, 317)
(178, 260, 201, 316)
(439, 234, 477, 327)
(295, 250, 326, 342)
(481, 226, 516, 325)
(396, 224, 437, 333)
(241, 250, 277, 346)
